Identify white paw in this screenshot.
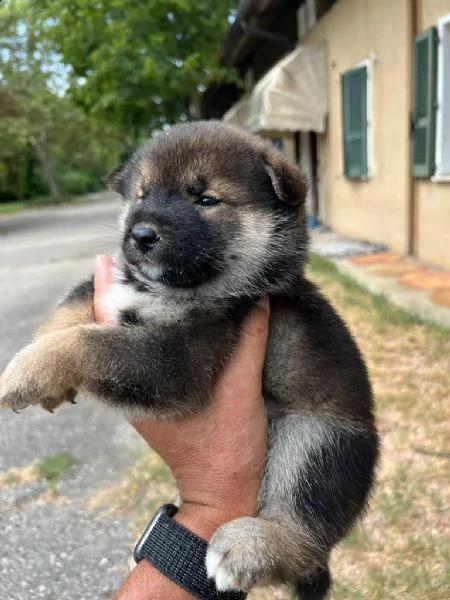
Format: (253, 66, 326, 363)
(206, 549, 243, 591)
(205, 517, 271, 592)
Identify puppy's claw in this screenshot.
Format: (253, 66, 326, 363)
(40, 391, 77, 414)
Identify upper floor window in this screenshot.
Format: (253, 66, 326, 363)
(412, 15, 450, 179)
(436, 14, 450, 177)
(341, 63, 371, 179)
(412, 28, 438, 177)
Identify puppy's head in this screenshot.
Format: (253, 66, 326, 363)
(105, 121, 308, 298)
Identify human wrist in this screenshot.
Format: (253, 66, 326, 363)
(126, 503, 249, 600)
(175, 500, 256, 541)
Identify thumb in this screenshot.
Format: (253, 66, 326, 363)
(94, 254, 115, 324)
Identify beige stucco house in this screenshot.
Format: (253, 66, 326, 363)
(210, 0, 450, 268)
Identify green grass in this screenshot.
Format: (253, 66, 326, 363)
(305, 253, 450, 600)
(0, 201, 27, 215)
(37, 451, 77, 488)
(0, 195, 78, 216)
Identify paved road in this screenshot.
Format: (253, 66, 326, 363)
(0, 195, 146, 599)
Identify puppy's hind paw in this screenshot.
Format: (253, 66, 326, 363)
(206, 517, 273, 592)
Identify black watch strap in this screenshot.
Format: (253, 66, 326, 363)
(134, 504, 246, 600)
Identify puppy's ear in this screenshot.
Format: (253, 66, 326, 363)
(264, 151, 307, 206)
(103, 161, 130, 196)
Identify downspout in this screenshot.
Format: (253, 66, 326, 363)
(406, 0, 417, 256)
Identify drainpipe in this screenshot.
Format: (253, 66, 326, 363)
(406, 0, 417, 257)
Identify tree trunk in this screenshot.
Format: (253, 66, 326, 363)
(30, 132, 62, 201)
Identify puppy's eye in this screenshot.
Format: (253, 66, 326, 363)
(196, 195, 220, 207)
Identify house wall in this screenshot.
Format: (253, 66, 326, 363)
(302, 0, 412, 253)
(414, 0, 450, 268)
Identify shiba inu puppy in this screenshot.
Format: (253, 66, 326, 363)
(0, 122, 378, 599)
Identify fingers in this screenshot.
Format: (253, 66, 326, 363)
(94, 255, 115, 324)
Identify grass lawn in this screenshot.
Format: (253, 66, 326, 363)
(87, 254, 450, 599)
(0, 195, 83, 216)
(0, 200, 27, 215)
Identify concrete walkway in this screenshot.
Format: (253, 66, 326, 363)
(311, 228, 450, 329)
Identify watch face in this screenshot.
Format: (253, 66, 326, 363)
(134, 504, 178, 563)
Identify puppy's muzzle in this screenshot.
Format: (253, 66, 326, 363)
(130, 224, 160, 253)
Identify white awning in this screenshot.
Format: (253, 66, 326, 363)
(224, 42, 328, 133)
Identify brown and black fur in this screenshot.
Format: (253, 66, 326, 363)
(0, 122, 378, 598)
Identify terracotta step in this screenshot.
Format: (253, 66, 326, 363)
(349, 252, 402, 265)
(431, 288, 450, 308)
(367, 262, 419, 277)
(399, 270, 450, 290)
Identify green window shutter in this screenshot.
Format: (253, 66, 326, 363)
(412, 28, 438, 178)
(342, 66, 368, 178)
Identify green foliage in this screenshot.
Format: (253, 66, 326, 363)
(0, 0, 123, 202)
(0, 0, 236, 203)
(57, 168, 101, 196)
(36, 0, 237, 135)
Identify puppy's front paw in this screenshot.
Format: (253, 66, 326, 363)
(206, 517, 273, 592)
(0, 343, 75, 412)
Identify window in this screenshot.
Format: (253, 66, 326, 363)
(341, 64, 370, 178)
(271, 138, 284, 151)
(412, 28, 438, 178)
(436, 14, 450, 177)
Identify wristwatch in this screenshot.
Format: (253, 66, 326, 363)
(134, 503, 246, 600)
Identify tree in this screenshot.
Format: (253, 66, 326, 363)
(0, 0, 67, 199)
(0, 0, 123, 201)
(36, 0, 237, 139)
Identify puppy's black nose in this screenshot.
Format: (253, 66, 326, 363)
(130, 225, 160, 252)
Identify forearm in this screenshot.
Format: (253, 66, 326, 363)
(114, 555, 195, 600)
(114, 509, 230, 600)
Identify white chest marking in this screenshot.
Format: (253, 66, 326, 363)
(100, 282, 187, 323)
